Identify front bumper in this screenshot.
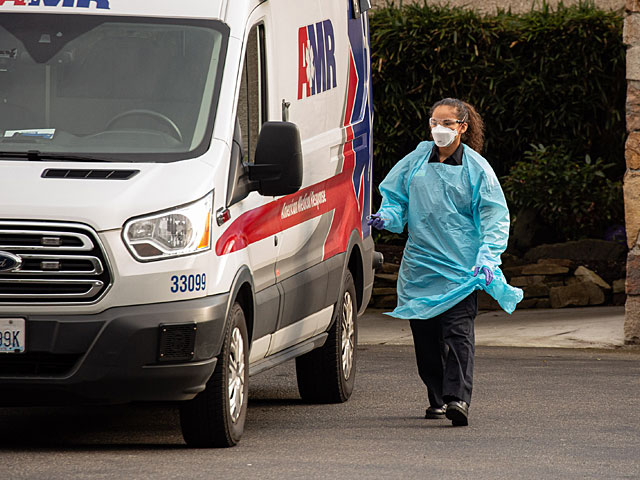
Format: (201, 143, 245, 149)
(0, 294, 229, 405)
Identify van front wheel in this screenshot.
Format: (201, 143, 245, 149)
(296, 270, 357, 403)
(180, 302, 249, 448)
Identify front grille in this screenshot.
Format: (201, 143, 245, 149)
(0, 222, 111, 303)
(0, 352, 81, 376)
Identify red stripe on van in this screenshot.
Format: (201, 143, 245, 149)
(322, 49, 362, 260)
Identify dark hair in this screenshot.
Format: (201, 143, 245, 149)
(430, 98, 485, 153)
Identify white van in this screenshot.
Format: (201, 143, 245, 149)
(0, 0, 377, 447)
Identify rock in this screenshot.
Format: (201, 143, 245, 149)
(628, 0, 640, 16)
(537, 258, 573, 268)
(613, 279, 626, 294)
(380, 262, 400, 274)
(517, 298, 552, 309)
(374, 273, 398, 287)
(574, 266, 611, 290)
(524, 239, 627, 283)
(564, 277, 582, 286)
(624, 296, 640, 345)
(502, 265, 526, 278)
(374, 244, 405, 265)
(625, 14, 640, 49)
(536, 298, 551, 309)
(478, 291, 500, 310)
(549, 281, 605, 308)
(510, 275, 547, 287)
(372, 295, 397, 309)
(550, 284, 589, 308)
(584, 282, 607, 306)
(613, 293, 627, 306)
(627, 80, 640, 132)
(518, 298, 539, 309)
(624, 171, 640, 250)
(523, 284, 550, 298)
(521, 264, 570, 275)
(501, 253, 525, 268)
(524, 239, 627, 262)
(373, 287, 397, 296)
(626, 251, 640, 295)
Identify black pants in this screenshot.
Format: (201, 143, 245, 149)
(409, 292, 478, 407)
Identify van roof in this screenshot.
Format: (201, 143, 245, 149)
(0, 0, 236, 21)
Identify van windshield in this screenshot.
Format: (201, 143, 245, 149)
(0, 14, 228, 162)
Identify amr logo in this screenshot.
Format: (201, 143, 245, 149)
(297, 20, 337, 100)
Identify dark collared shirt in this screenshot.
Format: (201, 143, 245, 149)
(428, 143, 464, 166)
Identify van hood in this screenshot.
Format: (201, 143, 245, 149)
(0, 156, 221, 231)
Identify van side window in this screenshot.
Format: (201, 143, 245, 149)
(237, 24, 267, 164)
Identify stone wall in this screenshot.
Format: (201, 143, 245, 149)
(625, 1, 640, 344)
(371, 240, 626, 311)
(370, 0, 624, 14)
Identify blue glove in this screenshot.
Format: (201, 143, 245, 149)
(473, 266, 494, 286)
(367, 213, 385, 230)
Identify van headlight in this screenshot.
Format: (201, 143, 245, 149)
(123, 192, 213, 261)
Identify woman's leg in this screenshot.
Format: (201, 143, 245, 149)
(440, 292, 478, 405)
(409, 318, 445, 408)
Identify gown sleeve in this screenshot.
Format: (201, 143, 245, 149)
(377, 149, 419, 233)
(472, 169, 511, 271)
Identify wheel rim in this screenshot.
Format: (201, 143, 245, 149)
(228, 326, 245, 423)
(341, 290, 355, 380)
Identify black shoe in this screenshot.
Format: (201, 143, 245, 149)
(445, 400, 469, 426)
(425, 405, 446, 419)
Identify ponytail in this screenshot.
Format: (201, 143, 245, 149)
(430, 98, 485, 153)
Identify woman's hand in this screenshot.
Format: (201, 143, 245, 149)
(367, 213, 386, 230)
(473, 266, 493, 286)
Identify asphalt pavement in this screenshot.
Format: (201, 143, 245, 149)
(360, 305, 627, 349)
(2, 345, 639, 479)
(2, 305, 639, 479)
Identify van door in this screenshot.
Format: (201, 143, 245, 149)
(266, 2, 351, 354)
(233, 17, 282, 359)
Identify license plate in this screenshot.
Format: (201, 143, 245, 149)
(0, 318, 25, 353)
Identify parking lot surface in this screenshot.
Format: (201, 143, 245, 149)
(2, 344, 639, 480)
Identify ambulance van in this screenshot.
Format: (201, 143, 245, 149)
(0, 0, 377, 447)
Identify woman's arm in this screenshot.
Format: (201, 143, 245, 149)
(376, 148, 421, 233)
(473, 171, 510, 271)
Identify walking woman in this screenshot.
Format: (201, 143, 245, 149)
(368, 98, 522, 426)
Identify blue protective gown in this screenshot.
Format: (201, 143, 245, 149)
(378, 141, 523, 320)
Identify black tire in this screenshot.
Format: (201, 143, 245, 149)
(180, 302, 249, 448)
(296, 270, 357, 403)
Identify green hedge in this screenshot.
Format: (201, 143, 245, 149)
(370, 2, 626, 182)
(502, 144, 623, 240)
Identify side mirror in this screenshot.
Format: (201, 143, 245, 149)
(248, 121, 303, 197)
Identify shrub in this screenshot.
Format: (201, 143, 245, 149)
(501, 144, 623, 240)
(370, 2, 626, 182)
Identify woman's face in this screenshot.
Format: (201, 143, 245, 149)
(430, 105, 468, 145)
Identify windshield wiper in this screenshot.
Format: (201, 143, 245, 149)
(0, 150, 113, 162)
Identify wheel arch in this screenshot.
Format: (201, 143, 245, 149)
(345, 230, 365, 313)
(225, 266, 256, 345)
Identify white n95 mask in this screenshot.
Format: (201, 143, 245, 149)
(431, 124, 458, 148)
